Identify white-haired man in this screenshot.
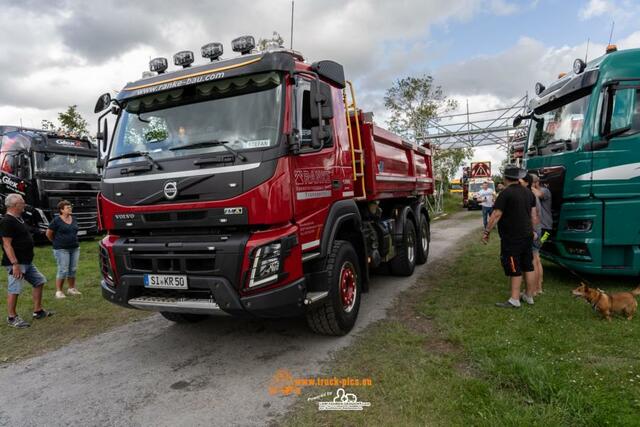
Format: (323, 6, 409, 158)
(1, 194, 53, 328)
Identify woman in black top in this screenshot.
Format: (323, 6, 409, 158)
(46, 200, 81, 298)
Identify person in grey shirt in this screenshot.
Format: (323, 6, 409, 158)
(530, 175, 552, 295)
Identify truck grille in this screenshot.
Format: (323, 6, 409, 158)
(73, 211, 98, 230)
(127, 250, 216, 274)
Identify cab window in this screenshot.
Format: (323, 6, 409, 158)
(609, 87, 640, 134)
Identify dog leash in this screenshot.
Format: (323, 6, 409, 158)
(548, 256, 594, 287)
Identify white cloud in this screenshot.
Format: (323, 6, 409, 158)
(489, 0, 519, 16)
(579, 0, 612, 19)
(0, 0, 490, 131)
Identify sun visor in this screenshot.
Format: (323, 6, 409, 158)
(529, 69, 599, 115)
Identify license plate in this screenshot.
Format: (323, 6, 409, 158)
(77, 230, 87, 236)
(143, 274, 188, 289)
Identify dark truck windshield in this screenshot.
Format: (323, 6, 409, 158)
(527, 94, 591, 156)
(110, 72, 283, 164)
(34, 153, 98, 175)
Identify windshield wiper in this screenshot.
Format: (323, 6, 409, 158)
(107, 150, 162, 170)
(170, 140, 246, 161)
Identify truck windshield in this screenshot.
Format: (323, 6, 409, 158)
(111, 72, 283, 164)
(34, 153, 98, 175)
(527, 94, 591, 156)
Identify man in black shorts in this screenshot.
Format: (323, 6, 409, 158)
(482, 166, 539, 308)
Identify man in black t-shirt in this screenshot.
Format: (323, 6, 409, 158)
(482, 166, 539, 308)
(1, 194, 53, 328)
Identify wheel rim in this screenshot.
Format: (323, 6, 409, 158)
(339, 261, 357, 313)
(421, 222, 429, 252)
(407, 228, 415, 264)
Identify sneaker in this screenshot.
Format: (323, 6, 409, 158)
(55, 291, 66, 299)
(33, 309, 55, 320)
(66, 288, 82, 296)
(495, 300, 520, 308)
(520, 292, 535, 305)
(7, 315, 30, 328)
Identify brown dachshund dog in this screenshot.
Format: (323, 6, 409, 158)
(572, 282, 640, 321)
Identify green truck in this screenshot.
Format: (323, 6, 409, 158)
(518, 46, 640, 276)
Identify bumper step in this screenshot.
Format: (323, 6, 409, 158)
(128, 296, 229, 316)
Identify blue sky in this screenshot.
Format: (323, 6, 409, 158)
(431, 0, 635, 66)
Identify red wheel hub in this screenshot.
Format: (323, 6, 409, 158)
(339, 262, 357, 312)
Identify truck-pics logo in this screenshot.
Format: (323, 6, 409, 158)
(163, 181, 178, 200)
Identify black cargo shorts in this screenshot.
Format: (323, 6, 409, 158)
(500, 236, 534, 277)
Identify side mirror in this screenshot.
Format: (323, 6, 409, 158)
(311, 125, 332, 149)
(94, 93, 112, 113)
(309, 80, 334, 121)
(96, 120, 109, 169)
(513, 115, 523, 128)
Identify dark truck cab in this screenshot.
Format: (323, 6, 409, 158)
(0, 126, 100, 238)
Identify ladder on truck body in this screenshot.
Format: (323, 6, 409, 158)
(343, 81, 366, 199)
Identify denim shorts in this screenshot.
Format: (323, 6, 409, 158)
(6, 264, 47, 295)
(53, 247, 80, 280)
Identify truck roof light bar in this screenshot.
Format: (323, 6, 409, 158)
(231, 35, 255, 55)
(201, 42, 223, 61)
(174, 50, 195, 68)
(149, 57, 168, 74)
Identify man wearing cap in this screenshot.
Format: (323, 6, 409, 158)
(482, 166, 538, 308)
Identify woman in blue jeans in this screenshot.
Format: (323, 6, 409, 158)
(46, 200, 81, 299)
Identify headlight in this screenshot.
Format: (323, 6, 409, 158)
(249, 242, 282, 288)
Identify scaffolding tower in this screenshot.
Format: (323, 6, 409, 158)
(425, 94, 530, 149)
(423, 94, 530, 215)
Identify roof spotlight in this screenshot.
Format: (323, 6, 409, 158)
(231, 35, 255, 55)
(149, 57, 168, 74)
(573, 58, 586, 74)
(535, 82, 546, 96)
(201, 42, 223, 61)
(174, 50, 195, 68)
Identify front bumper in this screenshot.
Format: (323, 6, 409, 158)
(99, 226, 307, 318)
(102, 276, 306, 318)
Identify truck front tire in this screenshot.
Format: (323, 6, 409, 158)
(160, 312, 209, 323)
(390, 218, 417, 276)
(306, 240, 361, 336)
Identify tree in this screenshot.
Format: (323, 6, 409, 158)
(41, 105, 90, 135)
(58, 105, 89, 135)
(384, 75, 472, 183)
(258, 31, 285, 51)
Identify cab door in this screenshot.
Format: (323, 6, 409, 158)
(290, 77, 340, 252)
(590, 82, 640, 248)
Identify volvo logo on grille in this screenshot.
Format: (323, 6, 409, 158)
(163, 181, 178, 200)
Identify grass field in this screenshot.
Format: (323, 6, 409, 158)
(284, 232, 640, 426)
(432, 193, 463, 220)
(0, 239, 149, 364)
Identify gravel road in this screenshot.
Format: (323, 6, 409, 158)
(0, 211, 480, 427)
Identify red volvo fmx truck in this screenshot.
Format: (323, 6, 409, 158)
(94, 37, 433, 335)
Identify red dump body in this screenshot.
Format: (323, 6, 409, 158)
(349, 112, 434, 200)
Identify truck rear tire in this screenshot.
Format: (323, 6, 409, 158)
(160, 312, 208, 323)
(415, 213, 430, 265)
(306, 240, 361, 336)
(390, 218, 417, 276)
